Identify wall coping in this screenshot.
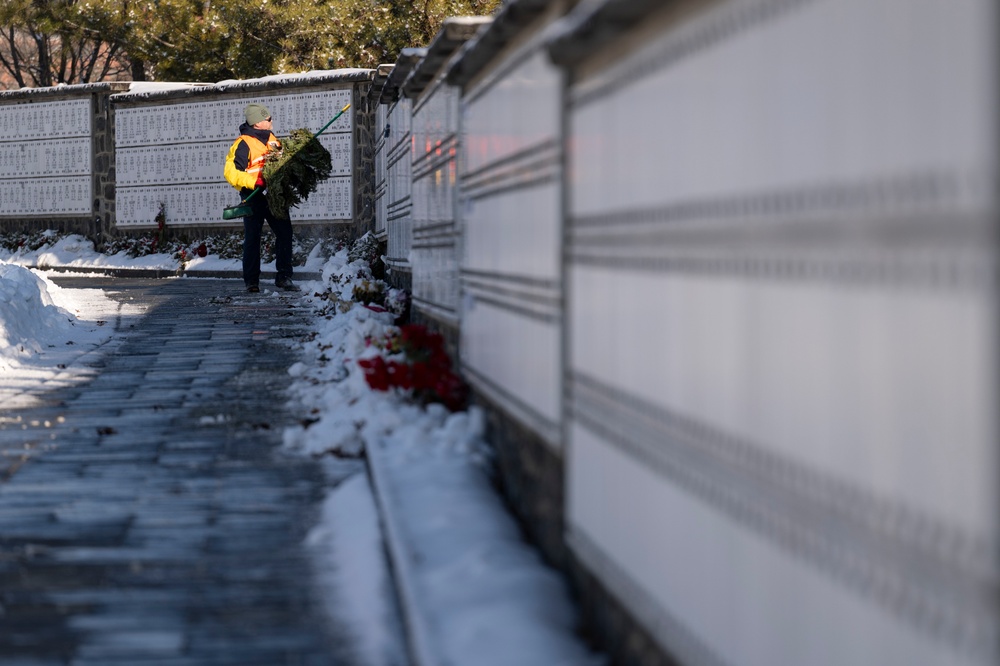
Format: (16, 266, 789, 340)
(0, 81, 131, 101)
(380, 49, 427, 104)
(446, 0, 552, 88)
(368, 64, 396, 103)
(402, 16, 492, 99)
(110, 69, 375, 105)
(547, 0, 667, 67)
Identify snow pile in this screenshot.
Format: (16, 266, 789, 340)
(286, 247, 604, 666)
(306, 472, 408, 666)
(285, 248, 400, 458)
(368, 402, 601, 666)
(0, 261, 140, 409)
(0, 262, 88, 368)
(0, 233, 178, 271)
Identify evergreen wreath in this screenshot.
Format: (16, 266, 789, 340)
(261, 128, 333, 218)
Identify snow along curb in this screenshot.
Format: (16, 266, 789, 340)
(365, 436, 444, 666)
(29, 265, 321, 281)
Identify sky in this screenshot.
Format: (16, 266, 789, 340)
(0, 236, 604, 666)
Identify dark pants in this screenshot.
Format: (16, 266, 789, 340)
(242, 194, 292, 287)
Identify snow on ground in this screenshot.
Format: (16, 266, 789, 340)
(286, 249, 604, 666)
(1, 234, 178, 271)
(0, 233, 327, 274)
(0, 261, 145, 408)
(306, 468, 409, 666)
(0, 240, 604, 666)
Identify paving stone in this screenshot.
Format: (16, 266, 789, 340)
(68, 611, 183, 632)
(41, 451, 158, 464)
(75, 629, 185, 657)
(0, 278, 385, 665)
(0, 522, 128, 546)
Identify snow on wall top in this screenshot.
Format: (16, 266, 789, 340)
(112, 69, 375, 104)
(0, 81, 130, 101)
(215, 68, 375, 89)
(127, 82, 212, 95)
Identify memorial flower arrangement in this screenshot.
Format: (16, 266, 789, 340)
(350, 280, 410, 321)
(352, 279, 384, 305)
(347, 231, 384, 279)
(308, 235, 406, 320)
(304, 233, 434, 403)
(358, 324, 467, 412)
(384, 288, 410, 318)
(153, 202, 168, 251)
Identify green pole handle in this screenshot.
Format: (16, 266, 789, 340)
(240, 185, 262, 204)
(313, 103, 351, 140)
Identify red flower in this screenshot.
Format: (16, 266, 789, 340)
(410, 361, 434, 391)
(359, 325, 467, 410)
(358, 357, 390, 391)
(386, 360, 414, 390)
(397, 324, 447, 364)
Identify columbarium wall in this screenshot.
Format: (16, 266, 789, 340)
(549, 1, 1000, 665)
(0, 83, 129, 241)
(447, 0, 576, 569)
(110, 71, 374, 239)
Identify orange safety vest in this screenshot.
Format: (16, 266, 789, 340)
(224, 132, 280, 191)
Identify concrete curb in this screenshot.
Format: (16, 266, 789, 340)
(365, 437, 444, 666)
(30, 264, 321, 282)
(38, 265, 182, 279)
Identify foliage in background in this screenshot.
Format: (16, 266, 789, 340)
(280, 0, 500, 71)
(0, 229, 63, 253)
(0, 0, 500, 87)
(0, 0, 131, 87)
(105, 230, 316, 267)
(263, 128, 332, 219)
(0, 229, 317, 269)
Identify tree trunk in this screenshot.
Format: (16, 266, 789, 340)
(130, 55, 146, 81)
(0, 27, 28, 88)
(33, 31, 51, 86)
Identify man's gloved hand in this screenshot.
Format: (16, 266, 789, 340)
(255, 173, 266, 188)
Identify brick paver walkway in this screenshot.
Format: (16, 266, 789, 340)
(0, 277, 378, 665)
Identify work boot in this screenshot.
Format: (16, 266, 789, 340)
(247, 284, 260, 293)
(275, 277, 300, 292)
